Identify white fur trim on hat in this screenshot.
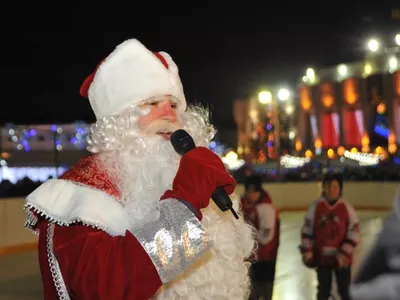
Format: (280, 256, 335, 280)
(88, 39, 186, 120)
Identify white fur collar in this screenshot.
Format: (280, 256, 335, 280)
(25, 179, 131, 236)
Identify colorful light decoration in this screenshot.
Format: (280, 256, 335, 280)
(5, 122, 90, 152)
(337, 146, 346, 156)
(361, 132, 370, 153)
(257, 149, 267, 163)
(208, 140, 226, 156)
(343, 78, 358, 106)
(305, 149, 313, 158)
(314, 137, 322, 155)
(0, 164, 68, 184)
(221, 151, 245, 170)
(280, 154, 310, 169)
(327, 148, 335, 159)
(388, 143, 398, 154)
(295, 139, 302, 152)
(376, 103, 386, 114)
(254, 112, 276, 161)
(343, 150, 381, 166)
(297, 37, 400, 157)
(321, 83, 335, 109)
(388, 130, 398, 155)
(300, 86, 312, 111)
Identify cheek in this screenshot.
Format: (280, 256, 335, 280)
(137, 107, 165, 129)
(137, 113, 153, 129)
(248, 195, 257, 202)
(330, 189, 339, 196)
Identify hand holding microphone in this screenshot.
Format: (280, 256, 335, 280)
(160, 129, 239, 220)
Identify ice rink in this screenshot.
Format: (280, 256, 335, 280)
(0, 211, 388, 300)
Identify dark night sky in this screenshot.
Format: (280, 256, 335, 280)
(1, 2, 398, 131)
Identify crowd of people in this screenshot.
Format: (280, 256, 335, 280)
(0, 177, 44, 198)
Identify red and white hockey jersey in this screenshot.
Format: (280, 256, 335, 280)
(241, 191, 280, 261)
(300, 196, 360, 266)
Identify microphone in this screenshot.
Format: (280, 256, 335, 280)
(171, 129, 239, 220)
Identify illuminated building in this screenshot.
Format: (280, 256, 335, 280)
(297, 42, 400, 156)
(233, 88, 297, 163)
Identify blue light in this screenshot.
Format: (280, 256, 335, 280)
(266, 124, 272, 130)
(209, 141, 216, 148)
(51, 125, 57, 132)
(374, 125, 389, 138)
(29, 129, 37, 136)
(22, 140, 30, 152)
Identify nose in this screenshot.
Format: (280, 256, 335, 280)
(159, 101, 177, 122)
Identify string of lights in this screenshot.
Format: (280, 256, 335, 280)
(3, 122, 90, 152)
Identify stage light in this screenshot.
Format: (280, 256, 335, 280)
(367, 39, 380, 52)
(258, 91, 272, 104)
(306, 68, 315, 82)
(277, 88, 290, 101)
(337, 64, 347, 77)
(395, 34, 400, 46)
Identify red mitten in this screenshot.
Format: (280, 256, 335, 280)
(161, 147, 236, 219)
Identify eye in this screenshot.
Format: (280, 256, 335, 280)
(149, 102, 158, 106)
(171, 103, 177, 109)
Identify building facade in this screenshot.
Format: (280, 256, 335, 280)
(297, 47, 400, 157)
(233, 92, 297, 163)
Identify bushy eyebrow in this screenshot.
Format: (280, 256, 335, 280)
(139, 95, 178, 105)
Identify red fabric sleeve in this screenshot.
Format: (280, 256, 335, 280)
(52, 223, 162, 300)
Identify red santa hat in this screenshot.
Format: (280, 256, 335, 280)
(79, 39, 186, 120)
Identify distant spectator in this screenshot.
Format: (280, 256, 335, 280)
(241, 175, 280, 300)
(299, 173, 360, 300)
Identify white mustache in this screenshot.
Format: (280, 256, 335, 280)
(142, 120, 180, 135)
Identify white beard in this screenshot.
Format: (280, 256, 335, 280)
(100, 133, 255, 300)
(100, 134, 181, 227)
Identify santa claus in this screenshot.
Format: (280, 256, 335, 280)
(24, 39, 255, 300)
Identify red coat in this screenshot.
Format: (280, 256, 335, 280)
(24, 155, 213, 300)
(300, 196, 360, 267)
(241, 191, 280, 261)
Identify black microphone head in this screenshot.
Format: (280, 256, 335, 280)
(170, 129, 196, 155)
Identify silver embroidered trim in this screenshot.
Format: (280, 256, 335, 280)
(24, 202, 119, 237)
(132, 199, 213, 283)
(24, 208, 40, 235)
(46, 223, 71, 300)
